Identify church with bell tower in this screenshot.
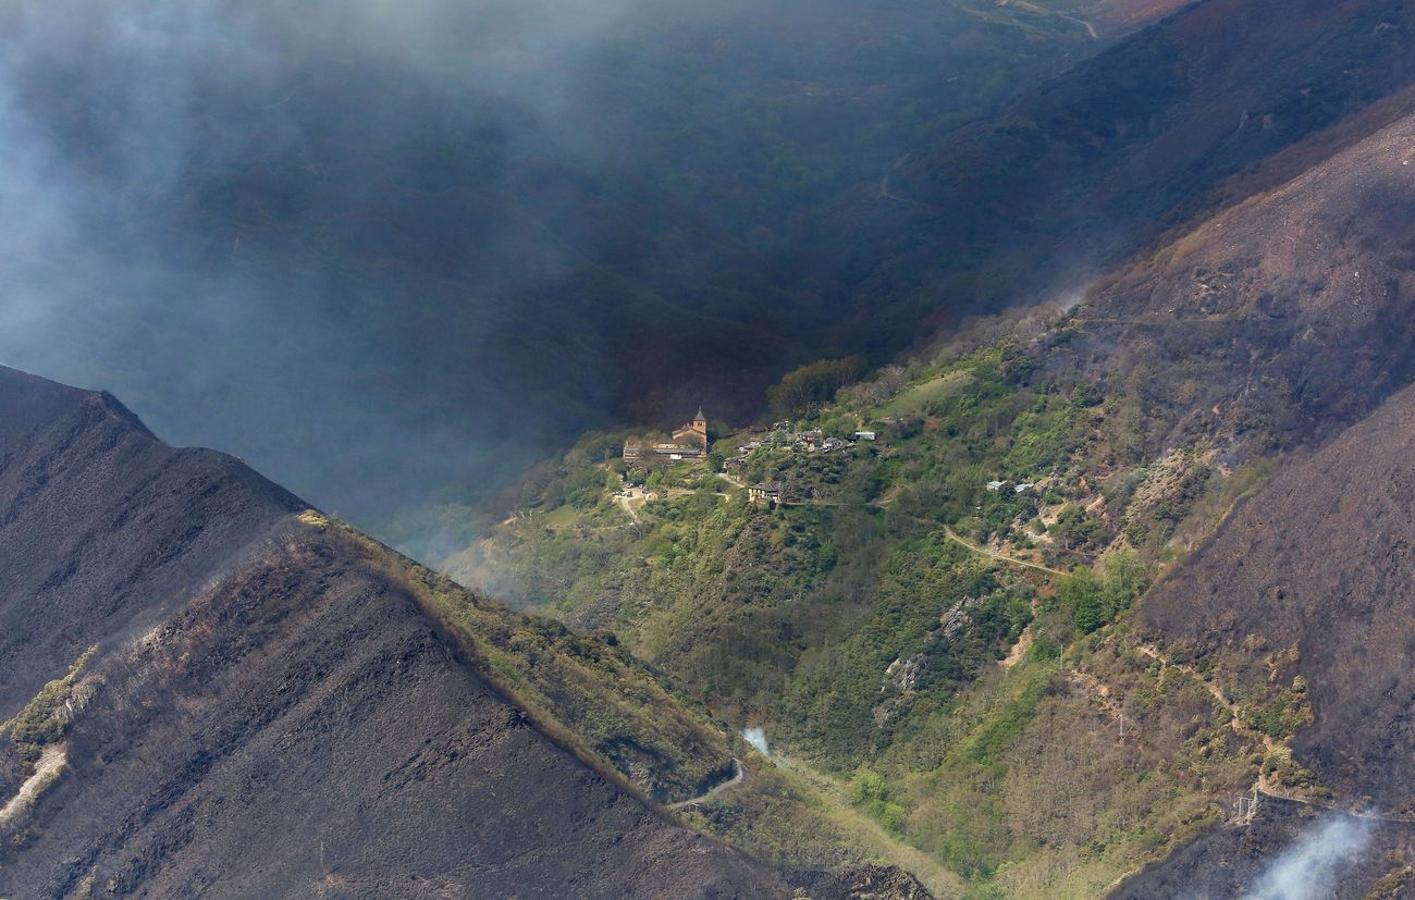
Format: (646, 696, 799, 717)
(671, 406, 709, 453)
(623, 406, 710, 464)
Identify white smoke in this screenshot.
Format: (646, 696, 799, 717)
(741, 727, 769, 757)
(1242, 815, 1376, 900)
(1054, 279, 1095, 314)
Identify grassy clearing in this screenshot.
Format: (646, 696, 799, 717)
(778, 754, 966, 898)
(882, 370, 976, 417)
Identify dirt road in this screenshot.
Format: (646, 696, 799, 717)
(667, 759, 746, 810)
(943, 527, 1067, 576)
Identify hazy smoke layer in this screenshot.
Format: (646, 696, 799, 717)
(0, 0, 641, 555)
(0, 0, 1086, 557)
(1242, 816, 1376, 900)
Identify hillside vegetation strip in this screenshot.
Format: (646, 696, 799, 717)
(0, 646, 98, 828)
(0, 744, 67, 826)
(452, 218, 1415, 892)
(302, 511, 737, 805)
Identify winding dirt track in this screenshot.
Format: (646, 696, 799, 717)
(667, 759, 745, 810)
(1131, 643, 1415, 824)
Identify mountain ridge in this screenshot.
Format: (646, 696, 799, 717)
(0, 365, 876, 898)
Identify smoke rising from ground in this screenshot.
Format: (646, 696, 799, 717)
(1241, 815, 1376, 900)
(741, 727, 769, 757)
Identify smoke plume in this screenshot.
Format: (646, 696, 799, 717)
(741, 727, 769, 757)
(1242, 815, 1376, 900)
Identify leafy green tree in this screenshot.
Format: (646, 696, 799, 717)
(851, 768, 908, 833)
(767, 357, 867, 417)
(1063, 551, 1149, 633)
(1062, 569, 1109, 633)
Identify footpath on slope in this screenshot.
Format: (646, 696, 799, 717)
(613, 492, 643, 524)
(942, 527, 1068, 576)
(1082, 641, 1415, 825)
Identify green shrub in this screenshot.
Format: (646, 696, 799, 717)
(850, 767, 909, 833)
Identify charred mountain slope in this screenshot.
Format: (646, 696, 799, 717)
(0, 368, 305, 723)
(1107, 384, 1415, 896)
(827, 0, 1415, 330)
(1046, 104, 1415, 457)
(0, 366, 799, 898)
(1113, 796, 1415, 900)
(1138, 382, 1415, 811)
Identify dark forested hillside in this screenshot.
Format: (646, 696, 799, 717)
(820, 0, 1415, 331)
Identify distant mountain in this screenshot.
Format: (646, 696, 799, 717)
(0, 366, 883, 898)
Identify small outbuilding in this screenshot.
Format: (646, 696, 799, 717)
(749, 483, 783, 508)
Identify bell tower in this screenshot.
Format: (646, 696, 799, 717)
(687, 406, 708, 450)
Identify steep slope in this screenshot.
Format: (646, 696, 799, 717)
(0, 366, 804, 898)
(0, 368, 304, 723)
(446, 58, 1415, 892)
(452, 106, 1415, 881)
(1037, 103, 1415, 459)
(1140, 383, 1415, 812)
(824, 0, 1415, 330)
(1113, 795, 1415, 900)
(1107, 383, 1415, 896)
